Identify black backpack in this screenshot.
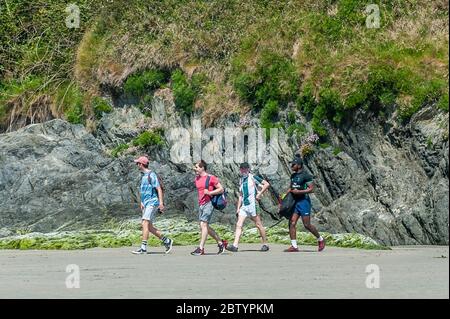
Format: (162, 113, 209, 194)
(279, 192, 296, 219)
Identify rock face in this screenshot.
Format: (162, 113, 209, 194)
(304, 108, 449, 245)
(0, 120, 141, 232)
(0, 89, 448, 245)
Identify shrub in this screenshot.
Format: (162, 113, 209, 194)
(132, 130, 164, 148)
(124, 69, 169, 96)
(260, 100, 280, 128)
(171, 70, 203, 115)
(297, 83, 317, 115)
(287, 123, 307, 138)
(233, 51, 299, 109)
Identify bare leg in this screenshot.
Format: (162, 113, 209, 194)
(233, 215, 247, 247)
(142, 220, 150, 241)
(199, 221, 209, 249)
(208, 225, 221, 243)
(251, 215, 268, 244)
(301, 216, 321, 239)
(289, 214, 300, 240)
(148, 222, 163, 240)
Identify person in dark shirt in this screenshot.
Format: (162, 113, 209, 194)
(285, 156, 325, 252)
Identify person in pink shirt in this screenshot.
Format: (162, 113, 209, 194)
(191, 160, 228, 256)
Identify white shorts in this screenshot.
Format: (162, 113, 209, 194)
(142, 206, 158, 223)
(238, 204, 257, 218)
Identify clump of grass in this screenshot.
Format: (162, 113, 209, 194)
(124, 69, 169, 96)
(92, 96, 112, 119)
(132, 129, 164, 148)
(437, 93, 449, 112)
(333, 147, 343, 156)
(56, 83, 86, 125)
(111, 143, 129, 157)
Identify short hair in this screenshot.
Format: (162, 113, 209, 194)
(198, 159, 207, 171)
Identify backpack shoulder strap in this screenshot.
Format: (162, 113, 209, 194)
(205, 175, 211, 190)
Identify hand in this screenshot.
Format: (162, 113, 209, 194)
(256, 192, 263, 201)
(158, 204, 165, 212)
(140, 203, 144, 211)
(204, 189, 210, 196)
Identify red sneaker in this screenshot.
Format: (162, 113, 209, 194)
(284, 246, 299, 253)
(218, 240, 228, 255)
(318, 239, 326, 252)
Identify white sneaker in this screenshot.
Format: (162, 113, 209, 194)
(132, 248, 147, 255)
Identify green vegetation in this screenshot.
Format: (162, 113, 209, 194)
(124, 70, 169, 96)
(171, 70, 204, 115)
(333, 147, 343, 156)
(0, 0, 448, 132)
(57, 83, 86, 125)
(92, 97, 112, 119)
(0, 218, 390, 250)
(287, 123, 307, 138)
(111, 143, 129, 157)
(233, 51, 299, 110)
(132, 130, 164, 148)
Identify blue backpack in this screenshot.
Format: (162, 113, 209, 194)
(205, 175, 228, 210)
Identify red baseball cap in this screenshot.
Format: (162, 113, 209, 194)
(134, 156, 149, 166)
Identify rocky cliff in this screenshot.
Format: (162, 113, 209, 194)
(1, 88, 448, 245)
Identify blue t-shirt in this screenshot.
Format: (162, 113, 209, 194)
(140, 171, 160, 207)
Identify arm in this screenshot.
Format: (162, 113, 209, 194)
(236, 194, 243, 215)
(204, 182, 224, 196)
(289, 182, 314, 195)
(156, 186, 164, 211)
(256, 180, 270, 201)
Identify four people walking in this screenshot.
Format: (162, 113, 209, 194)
(132, 155, 325, 255)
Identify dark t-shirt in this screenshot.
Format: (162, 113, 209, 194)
(290, 170, 314, 201)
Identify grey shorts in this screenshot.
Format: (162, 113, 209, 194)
(142, 206, 158, 223)
(198, 201, 214, 223)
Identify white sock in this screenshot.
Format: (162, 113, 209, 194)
(291, 240, 298, 248)
(318, 236, 324, 242)
(141, 240, 147, 250)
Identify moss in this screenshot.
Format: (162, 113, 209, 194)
(0, 218, 389, 251)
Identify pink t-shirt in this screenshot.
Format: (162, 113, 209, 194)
(195, 175, 219, 206)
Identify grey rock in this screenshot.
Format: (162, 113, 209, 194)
(0, 88, 448, 246)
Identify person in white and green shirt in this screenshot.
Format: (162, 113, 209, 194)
(226, 163, 270, 252)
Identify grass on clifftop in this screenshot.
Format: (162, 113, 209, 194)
(0, 0, 448, 132)
(0, 218, 389, 251)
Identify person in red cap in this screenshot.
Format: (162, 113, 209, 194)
(132, 156, 173, 255)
